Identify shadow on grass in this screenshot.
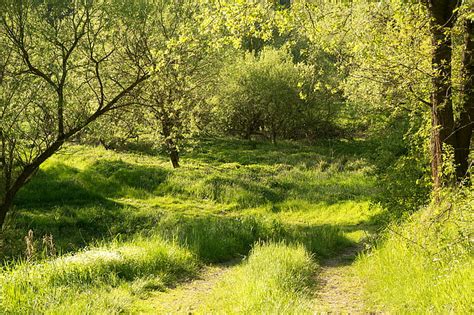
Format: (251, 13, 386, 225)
(15, 160, 170, 206)
(184, 138, 378, 167)
(4, 161, 170, 261)
(3, 139, 381, 264)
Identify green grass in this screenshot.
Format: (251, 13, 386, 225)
(4, 138, 380, 261)
(0, 137, 382, 313)
(0, 235, 198, 314)
(198, 242, 317, 314)
(356, 188, 473, 314)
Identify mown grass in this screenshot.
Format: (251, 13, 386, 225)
(356, 188, 473, 314)
(198, 242, 316, 314)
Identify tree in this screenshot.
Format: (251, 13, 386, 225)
(455, 10, 473, 181)
(215, 47, 332, 142)
(423, 0, 473, 187)
(423, 0, 460, 189)
(0, 0, 149, 228)
(127, 0, 217, 168)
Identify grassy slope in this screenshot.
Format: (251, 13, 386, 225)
(0, 138, 381, 313)
(356, 189, 473, 314)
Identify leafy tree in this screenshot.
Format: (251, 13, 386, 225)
(0, 0, 149, 227)
(123, 0, 218, 168)
(215, 47, 341, 142)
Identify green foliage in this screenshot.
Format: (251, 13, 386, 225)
(199, 242, 316, 314)
(213, 47, 343, 141)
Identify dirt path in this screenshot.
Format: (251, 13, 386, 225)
(136, 259, 240, 314)
(312, 245, 367, 313)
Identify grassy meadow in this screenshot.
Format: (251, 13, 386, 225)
(0, 138, 470, 314)
(0, 138, 382, 313)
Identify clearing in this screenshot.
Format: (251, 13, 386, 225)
(1, 139, 383, 313)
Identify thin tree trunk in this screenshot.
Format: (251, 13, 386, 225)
(0, 139, 65, 227)
(454, 18, 474, 182)
(168, 142, 180, 169)
(160, 114, 180, 169)
(0, 199, 12, 229)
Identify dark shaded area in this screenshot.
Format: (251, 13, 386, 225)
(15, 160, 170, 206)
(82, 160, 169, 197)
(3, 161, 170, 261)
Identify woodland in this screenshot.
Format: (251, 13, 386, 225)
(0, 0, 472, 313)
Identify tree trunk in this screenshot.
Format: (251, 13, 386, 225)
(425, 0, 459, 189)
(160, 115, 180, 169)
(454, 18, 474, 182)
(169, 144, 180, 169)
(0, 198, 13, 229)
(0, 139, 65, 228)
(271, 130, 277, 145)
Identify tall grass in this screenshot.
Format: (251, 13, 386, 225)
(0, 138, 383, 312)
(4, 139, 378, 261)
(0, 235, 198, 313)
(153, 212, 353, 262)
(356, 188, 473, 313)
(199, 242, 317, 314)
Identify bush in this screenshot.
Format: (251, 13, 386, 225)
(214, 48, 342, 142)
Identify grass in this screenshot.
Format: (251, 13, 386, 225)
(0, 235, 198, 314)
(1, 137, 469, 313)
(0, 137, 383, 313)
(4, 138, 380, 261)
(356, 188, 474, 314)
(198, 242, 317, 314)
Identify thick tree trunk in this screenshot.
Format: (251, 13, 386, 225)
(426, 0, 459, 189)
(454, 18, 474, 182)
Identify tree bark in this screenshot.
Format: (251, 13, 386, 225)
(0, 138, 64, 227)
(168, 141, 180, 169)
(0, 198, 12, 229)
(425, 0, 459, 189)
(454, 18, 474, 182)
(160, 114, 180, 169)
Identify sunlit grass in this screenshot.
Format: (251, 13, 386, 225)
(0, 137, 383, 313)
(198, 242, 316, 314)
(356, 189, 473, 314)
(0, 235, 198, 314)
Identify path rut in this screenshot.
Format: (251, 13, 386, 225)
(312, 245, 366, 313)
(138, 259, 240, 314)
